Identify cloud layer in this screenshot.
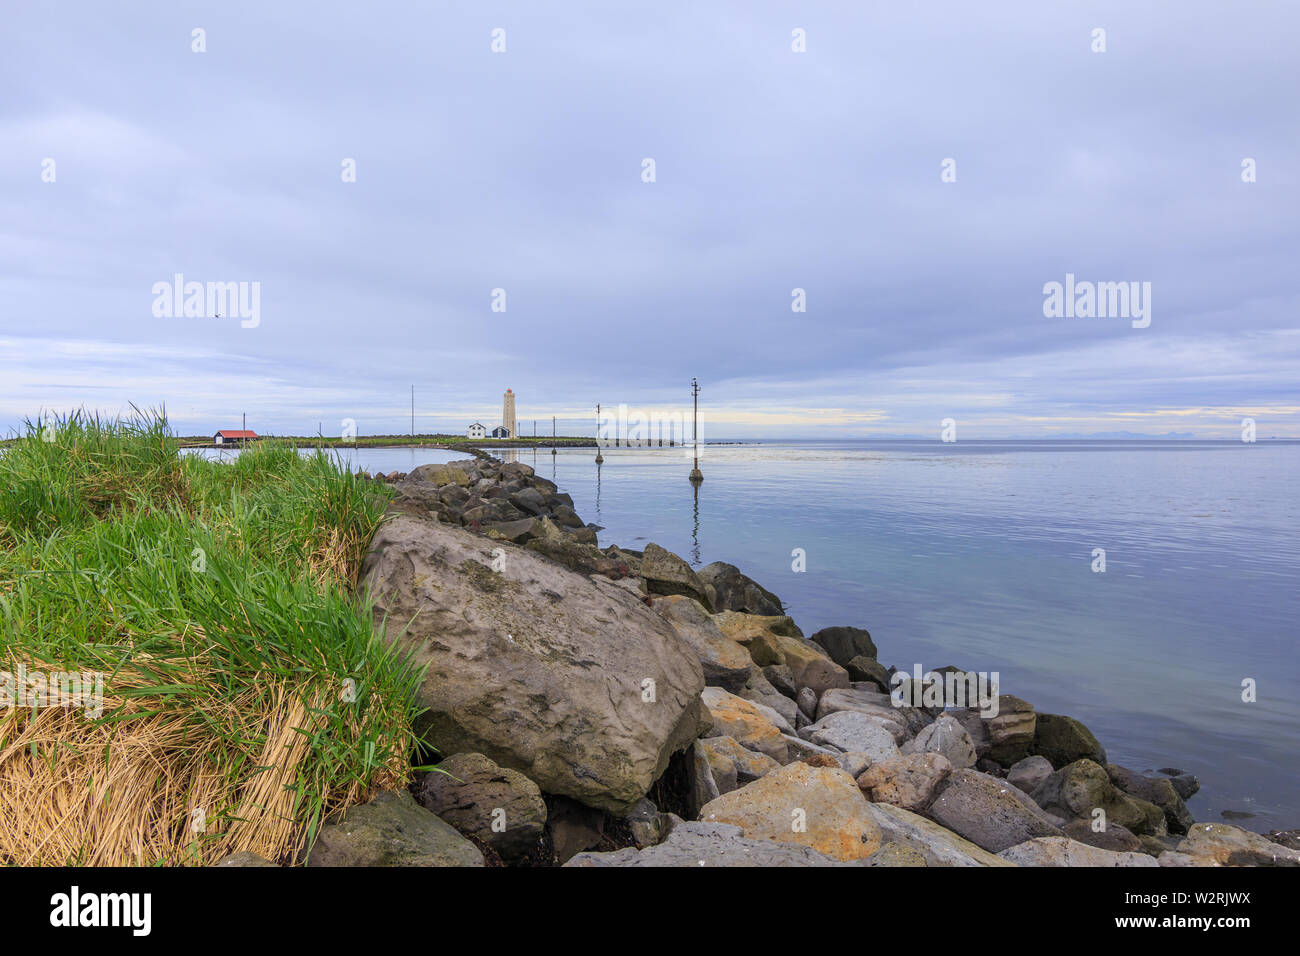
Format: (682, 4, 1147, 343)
(2, 1, 1297, 438)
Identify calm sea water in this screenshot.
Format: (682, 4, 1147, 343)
(196, 440, 1300, 831)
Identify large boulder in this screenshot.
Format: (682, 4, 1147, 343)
(1031, 759, 1165, 836)
(362, 513, 708, 814)
(699, 762, 882, 861)
(416, 753, 547, 860)
(1106, 764, 1195, 835)
(863, 802, 1015, 867)
(640, 543, 716, 609)
(926, 769, 1063, 853)
(649, 595, 755, 694)
(1033, 713, 1107, 768)
(407, 462, 473, 488)
(697, 562, 784, 615)
(566, 819, 845, 867)
(997, 836, 1158, 867)
(810, 626, 877, 667)
(307, 790, 484, 867)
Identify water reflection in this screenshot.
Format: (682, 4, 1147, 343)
(690, 478, 701, 566)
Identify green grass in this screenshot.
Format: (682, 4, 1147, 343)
(0, 410, 423, 865)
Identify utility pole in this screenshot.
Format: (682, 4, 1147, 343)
(410, 385, 414, 437)
(595, 403, 603, 464)
(689, 377, 703, 483)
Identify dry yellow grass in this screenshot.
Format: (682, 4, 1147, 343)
(0, 665, 400, 866)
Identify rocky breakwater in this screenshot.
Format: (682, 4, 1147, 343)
(289, 456, 1300, 868)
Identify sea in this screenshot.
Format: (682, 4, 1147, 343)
(193, 439, 1300, 832)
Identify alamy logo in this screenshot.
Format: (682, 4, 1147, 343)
(1042, 273, 1151, 328)
(50, 886, 151, 936)
(152, 273, 260, 328)
(1, 664, 104, 717)
(890, 664, 1001, 717)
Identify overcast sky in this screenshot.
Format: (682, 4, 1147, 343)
(2, 1, 1297, 439)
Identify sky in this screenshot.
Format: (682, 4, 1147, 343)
(2, 1, 1297, 440)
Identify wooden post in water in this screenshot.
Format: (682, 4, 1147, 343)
(595, 404, 604, 463)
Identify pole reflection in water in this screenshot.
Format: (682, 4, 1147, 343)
(690, 477, 701, 566)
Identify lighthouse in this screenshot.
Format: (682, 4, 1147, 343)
(502, 388, 517, 439)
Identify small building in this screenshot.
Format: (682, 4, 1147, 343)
(466, 422, 487, 439)
(214, 429, 258, 446)
(489, 425, 511, 439)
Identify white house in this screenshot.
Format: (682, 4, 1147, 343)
(466, 422, 487, 439)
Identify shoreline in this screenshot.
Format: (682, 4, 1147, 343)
(340, 453, 1299, 867)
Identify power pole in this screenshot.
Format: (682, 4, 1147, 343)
(689, 377, 703, 483)
(410, 385, 414, 437)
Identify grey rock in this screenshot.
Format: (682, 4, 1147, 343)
(697, 562, 784, 615)
(307, 790, 484, 867)
(688, 739, 725, 812)
(864, 802, 1015, 867)
(548, 796, 606, 863)
(649, 594, 755, 694)
(806, 711, 901, 763)
(783, 733, 843, 763)
(926, 769, 1064, 853)
(213, 850, 277, 867)
(565, 820, 845, 867)
(796, 686, 818, 720)
(641, 542, 716, 610)
(1033, 712, 1107, 768)
(1032, 759, 1166, 837)
(998, 836, 1158, 867)
(1106, 764, 1195, 835)
(416, 752, 547, 860)
(362, 514, 708, 814)
(901, 714, 978, 769)
(1006, 755, 1054, 795)
(810, 626, 878, 666)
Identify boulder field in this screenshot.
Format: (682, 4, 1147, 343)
(272, 457, 1298, 868)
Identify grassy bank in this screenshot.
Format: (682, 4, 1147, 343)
(0, 412, 422, 865)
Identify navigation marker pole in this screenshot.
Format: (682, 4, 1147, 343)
(689, 377, 703, 484)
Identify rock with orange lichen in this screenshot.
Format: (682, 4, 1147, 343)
(698, 762, 882, 861)
(699, 687, 789, 763)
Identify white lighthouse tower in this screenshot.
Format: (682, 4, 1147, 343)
(502, 388, 517, 439)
